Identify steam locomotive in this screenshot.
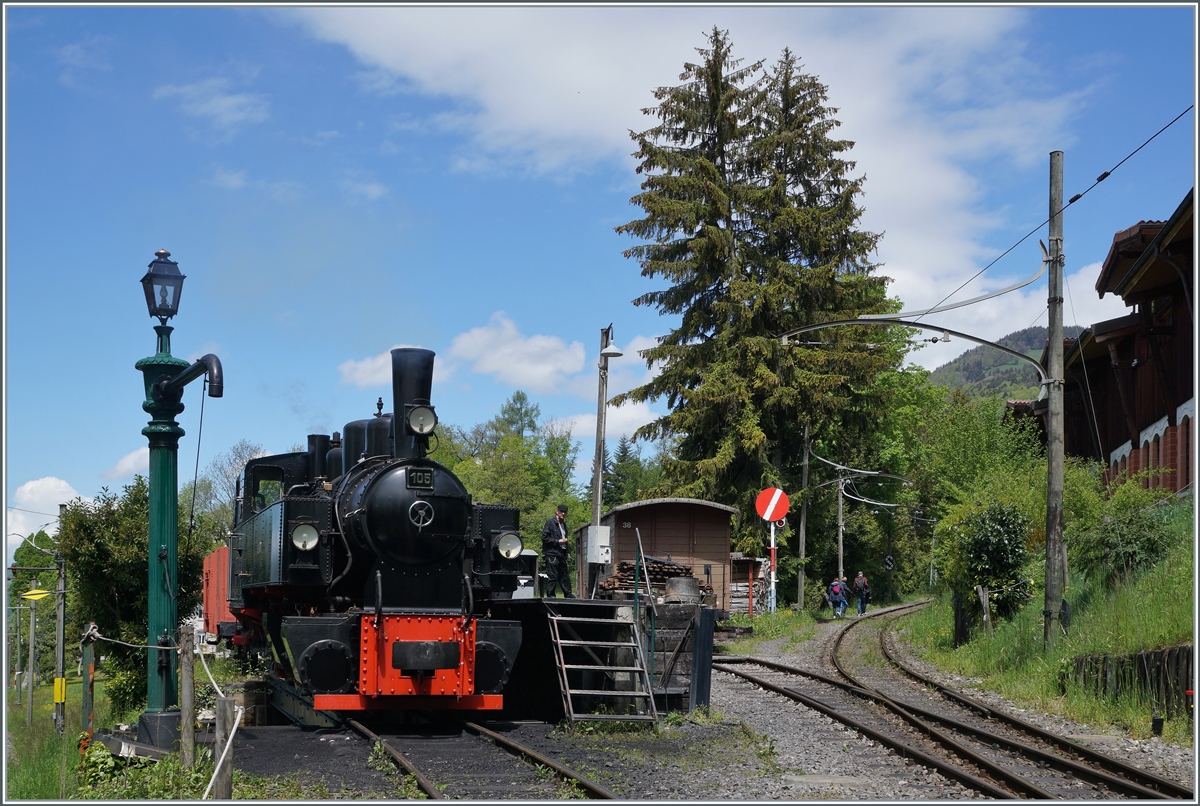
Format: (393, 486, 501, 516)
(219, 348, 529, 712)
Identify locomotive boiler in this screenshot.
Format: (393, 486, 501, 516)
(224, 348, 526, 712)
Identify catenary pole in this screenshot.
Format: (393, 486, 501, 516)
(837, 478, 845, 581)
(1044, 150, 1066, 647)
(27, 597, 36, 727)
(797, 423, 809, 609)
(54, 552, 66, 734)
(591, 327, 610, 531)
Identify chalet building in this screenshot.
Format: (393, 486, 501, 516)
(1042, 189, 1193, 492)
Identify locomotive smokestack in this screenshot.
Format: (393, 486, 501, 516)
(391, 348, 436, 459)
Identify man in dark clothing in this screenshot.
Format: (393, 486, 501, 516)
(853, 571, 870, 616)
(541, 504, 574, 598)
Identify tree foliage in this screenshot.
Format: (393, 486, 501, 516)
(603, 434, 664, 509)
(54, 477, 219, 681)
(8, 531, 61, 683)
(433, 392, 587, 550)
(613, 27, 902, 551)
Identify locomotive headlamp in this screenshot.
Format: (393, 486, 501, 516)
(495, 531, 523, 560)
(406, 404, 437, 436)
(140, 249, 186, 324)
(291, 523, 320, 551)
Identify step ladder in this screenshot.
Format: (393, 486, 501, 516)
(545, 603, 658, 723)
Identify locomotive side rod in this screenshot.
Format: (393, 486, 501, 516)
(458, 720, 617, 799)
(344, 717, 444, 799)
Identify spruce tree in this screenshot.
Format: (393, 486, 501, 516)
(614, 29, 902, 549)
(607, 434, 644, 507)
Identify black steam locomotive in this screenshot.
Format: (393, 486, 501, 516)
(223, 348, 527, 712)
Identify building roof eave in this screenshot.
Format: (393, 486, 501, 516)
(601, 497, 740, 519)
(1114, 189, 1194, 299)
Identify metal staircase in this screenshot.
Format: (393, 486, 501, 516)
(544, 602, 657, 723)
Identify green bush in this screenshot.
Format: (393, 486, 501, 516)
(102, 665, 147, 720)
(1069, 472, 1177, 585)
(77, 742, 215, 800)
(963, 503, 1030, 619)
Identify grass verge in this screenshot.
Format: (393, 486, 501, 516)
(899, 497, 1194, 745)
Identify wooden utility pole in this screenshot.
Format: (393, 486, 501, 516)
(797, 423, 809, 609)
(180, 630, 195, 767)
(1044, 150, 1066, 646)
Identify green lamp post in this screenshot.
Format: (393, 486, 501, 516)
(135, 250, 223, 745)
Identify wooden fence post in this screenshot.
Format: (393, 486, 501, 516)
(975, 585, 993, 637)
(180, 630, 194, 768)
(214, 696, 235, 799)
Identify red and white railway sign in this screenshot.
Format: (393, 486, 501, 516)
(755, 487, 790, 522)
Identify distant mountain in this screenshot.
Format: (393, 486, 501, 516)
(927, 326, 1084, 400)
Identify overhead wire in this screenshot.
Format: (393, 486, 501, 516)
(910, 104, 1194, 328)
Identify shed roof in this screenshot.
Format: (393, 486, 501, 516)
(602, 497, 739, 519)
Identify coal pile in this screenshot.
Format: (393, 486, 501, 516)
(596, 557, 714, 599)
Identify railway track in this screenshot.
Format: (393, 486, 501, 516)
(715, 601, 1192, 800)
(346, 717, 616, 799)
(876, 613, 1194, 800)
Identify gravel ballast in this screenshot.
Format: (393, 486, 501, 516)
(227, 614, 1194, 800)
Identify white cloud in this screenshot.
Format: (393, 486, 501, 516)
(898, 258, 1131, 371)
(187, 341, 223, 363)
(210, 167, 246, 189)
(342, 178, 388, 200)
(301, 130, 341, 146)
(102, 447, 149, 480)
(154, 77, 269, 130)
(54, 35, 115, 87)
(286, 7, 1097, 372)
(448, 313, 585, 394)
(560, 400, 664, 447)
(6, 477, 90, 566)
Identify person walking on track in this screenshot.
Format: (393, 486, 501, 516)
(828, 578, 848, 618)
(853, 571, 871, 616)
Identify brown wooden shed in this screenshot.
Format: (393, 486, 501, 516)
(574, 498, 737, 609)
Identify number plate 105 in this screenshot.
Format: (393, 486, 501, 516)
(407, 467, 434, 489)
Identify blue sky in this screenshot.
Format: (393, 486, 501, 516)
(4, 5, 1196, 561)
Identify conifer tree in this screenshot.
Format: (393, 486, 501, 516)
(607, 434, 648, 507)
(615, 29, 903, 548)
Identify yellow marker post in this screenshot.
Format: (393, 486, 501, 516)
(54, 678, 66, 703)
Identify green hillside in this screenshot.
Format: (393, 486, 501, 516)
(928, 326, 1084, 400)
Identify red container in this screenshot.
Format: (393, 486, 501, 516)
(202, 546, 237, 637)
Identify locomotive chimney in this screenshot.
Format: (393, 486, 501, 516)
(391, 348, 436, 459)
(307, 434, 330, 479)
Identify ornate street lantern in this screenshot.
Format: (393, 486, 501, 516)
(140, 249, 186, 324)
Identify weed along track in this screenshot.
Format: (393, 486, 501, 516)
(347, 716, 615, 799)
(716, 602, 1190, 800)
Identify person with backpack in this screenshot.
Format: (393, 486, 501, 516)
(828, 578, 848, 618)
(853, 571, 871, 616)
